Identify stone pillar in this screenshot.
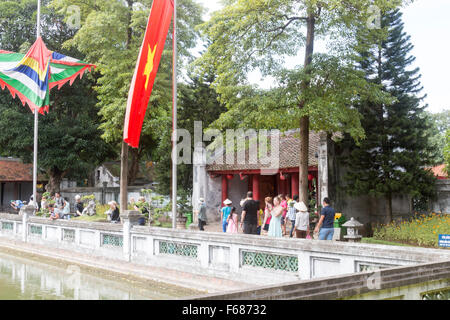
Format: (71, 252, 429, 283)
(252, 174, 260, 201)
(279, 174, 287, 196)
(318, 132, 329, 204)
(192, 145, 207, 224)
(101, 181, 107, 205)
(284, 177, 290, 197)
(276, 173, 281, 195)
(247, 175, 253, 192)
(121, 210, 142, 262)
(291, 172, 299, 197)
(221, 174, 228, 204)
(20, 205, 34, 243)
(229, 244, 240, 273)
(297, 251, 311, 280)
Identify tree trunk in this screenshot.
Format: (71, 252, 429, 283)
(299, 116, 310, 203)
(46, 167, 64, 194)
(128, 147, 140, 185)
(298, 12, 316, 204)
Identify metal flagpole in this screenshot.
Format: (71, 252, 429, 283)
(32, 0, 41, 213)
(171, 0, 177, 228)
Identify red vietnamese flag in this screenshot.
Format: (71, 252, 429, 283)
(124, 0, 174, 148)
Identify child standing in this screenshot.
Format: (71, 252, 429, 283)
(226, 207, 239, 234)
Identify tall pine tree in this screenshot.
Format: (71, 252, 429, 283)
(339, 9, 437, 222)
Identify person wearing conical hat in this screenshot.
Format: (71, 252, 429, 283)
(220, 198, 232, 233)
(294, 201, 310, 239)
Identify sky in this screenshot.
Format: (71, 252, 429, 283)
(196, 0, 450, 114)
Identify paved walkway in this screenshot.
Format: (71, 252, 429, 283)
(202, 220, 296, 238)
(0, 237, 254, 295)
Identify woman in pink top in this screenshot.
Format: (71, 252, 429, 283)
(226, 207, 239, 234)
(262, 197, 273, 234)
(279, 194, 288, 236)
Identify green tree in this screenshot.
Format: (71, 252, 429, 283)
(0, 0, 37, 51)
(339, 10, 437, 221)
(195, 0, 407, 203)
(0, 0, 114, 193)
(444, 129, 450, 175)
(153, 71, 226, 195)
(424, 110, 450, 164)
(51, 0, 204, 186)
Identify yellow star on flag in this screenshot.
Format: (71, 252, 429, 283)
(143, 44, 157, 90)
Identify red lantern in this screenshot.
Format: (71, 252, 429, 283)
(308, 174, 314, 181)
(279, 171, 286, 180)
(226, 174, 234, 180)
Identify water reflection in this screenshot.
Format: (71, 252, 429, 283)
(0, 251, 198, 300)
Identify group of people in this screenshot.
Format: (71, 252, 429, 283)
(10, 190, 336, 239)
(9, 191, 126, 225)
(212, 191, 336, 241)
(35, 192, 119, 223)
(40, 192, 72, 220)
(45, 194, 121, 223)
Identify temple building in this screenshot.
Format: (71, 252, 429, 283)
(192, 130, 329, 220)
(192, 129, 413, 234)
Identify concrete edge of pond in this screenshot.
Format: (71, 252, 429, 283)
(0, 237, 254, 296)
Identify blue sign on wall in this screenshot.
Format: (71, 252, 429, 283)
(438, 234, 450, 247)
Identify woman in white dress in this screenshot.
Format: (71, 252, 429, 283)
(268, 196, 283, 238)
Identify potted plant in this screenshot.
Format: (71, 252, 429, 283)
(175, 191, 192, 229)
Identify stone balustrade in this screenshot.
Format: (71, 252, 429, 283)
(189, 260, 450, 300)
(1, 209, 450, 286)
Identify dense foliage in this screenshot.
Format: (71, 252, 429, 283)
(153, 72, 226, 195)
(339, 10, 437, 221)
(195, 0, 408, 202)
(0, 0, 114, 193)
(52, 0, 204, 186)
(444, 129, 450, 175)
(426, 110, 450, 165)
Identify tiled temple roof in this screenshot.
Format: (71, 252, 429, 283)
(0, 158, 35, 181)
(206, 130, 321, 172)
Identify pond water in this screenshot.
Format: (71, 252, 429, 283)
(0, 249, 200, 300)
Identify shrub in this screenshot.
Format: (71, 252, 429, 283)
(373, 213, 450, 248)
(81, 194, 96, 202)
